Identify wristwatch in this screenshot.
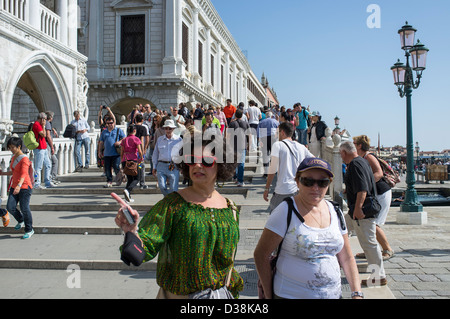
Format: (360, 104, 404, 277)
(351, 291, 364, 299)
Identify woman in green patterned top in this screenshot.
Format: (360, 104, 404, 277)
(115, 135, 243, 298)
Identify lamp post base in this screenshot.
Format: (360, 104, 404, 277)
(397, 211, 428, 225)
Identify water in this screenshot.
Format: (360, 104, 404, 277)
(392, 192, 450, 206)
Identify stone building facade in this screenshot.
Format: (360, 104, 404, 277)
(0, 0, 88, 141)
(77, 0, 267, 120)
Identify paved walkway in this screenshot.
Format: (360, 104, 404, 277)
(0, 167, 449, 299)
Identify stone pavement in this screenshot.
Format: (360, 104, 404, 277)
(0, 163, 448, 299)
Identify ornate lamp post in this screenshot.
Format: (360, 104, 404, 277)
(333, 116, 341, 135)
(391, 22, 429, 224)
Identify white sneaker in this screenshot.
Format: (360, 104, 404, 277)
(123, 189, 132, 203)
(237, 182, 245, 187)
(22, 229, 34, 239)
(46, 183, 57, 188)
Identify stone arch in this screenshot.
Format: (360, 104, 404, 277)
(108, 97, 156, 123)
(5, 51, 72, 134)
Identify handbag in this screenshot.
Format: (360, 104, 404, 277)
(121, 232, 145, 267)
(258, 197, 302, 299)
(361, 195, 382, 218)
(123, 161, 138, 176)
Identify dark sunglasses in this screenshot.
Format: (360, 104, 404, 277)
(106, 122, 114, 125)
(299, 177, 331, 188)
(184, 155, 217, 168)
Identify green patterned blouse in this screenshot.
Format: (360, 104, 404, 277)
(138, 192, 244, 298)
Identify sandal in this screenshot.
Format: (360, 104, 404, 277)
(382, 250, 395, 260)
(355, 253, 366, 259)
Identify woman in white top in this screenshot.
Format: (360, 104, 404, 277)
(254, 158, 363, 299)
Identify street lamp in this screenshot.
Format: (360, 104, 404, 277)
(391, 22, 429, 221)
(334, 116, 341, 134)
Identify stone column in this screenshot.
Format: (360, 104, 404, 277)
(68, 0, 78, 50)
(55, 0, 68, 46)
(86, 0, 104, 79)
(192, 7, 200, 85)
(28, 0, 40, 30)
(205, 27, 211, 86)
(163, 0, 183, 76)
(224, 51, 230, 99)
(216, 42, 222, 99)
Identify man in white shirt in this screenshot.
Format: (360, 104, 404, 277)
(246, 100, 262, 152)
(71, 111, 91, 172)
(263, 122, 314, 212)
(152, 120, 183, 196)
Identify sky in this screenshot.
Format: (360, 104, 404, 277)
(211, 0, 450, 152)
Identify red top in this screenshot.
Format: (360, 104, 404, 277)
(32, 121, 47, 149)
(9, 156, 33, 190)
(121, 135, 142, 162)
(223, 105, 237, 119)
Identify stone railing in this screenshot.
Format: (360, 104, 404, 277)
(117, 64, 149, 78)
(321, 128, 350, 208)
(39, 3, 60, 40)
(0, 0, 27, 21)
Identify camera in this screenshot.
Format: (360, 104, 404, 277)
(102, 105, 107, 110)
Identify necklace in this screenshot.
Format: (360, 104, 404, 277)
(309, 210, 323, 228)
(298, 197, 324, 228)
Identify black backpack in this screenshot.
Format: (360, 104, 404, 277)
(63, 124, 77, 139)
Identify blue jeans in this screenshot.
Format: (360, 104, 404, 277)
(104, 155, 121, 183)
(75, 137, 91, 168)
(236, 150, 246, 184)
(7, 187, 33, 233)
(156, 162, 179, 196)
(296, 128, 308, 146)
(33, 148, 52, 187)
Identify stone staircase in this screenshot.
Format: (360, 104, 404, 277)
(0, 153, 394, 299)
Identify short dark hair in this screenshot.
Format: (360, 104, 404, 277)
(235, 109, 243, 119)
(134, 113, 143, 123)
(279, 122, 295, 138)
(7, 137, 23, 149)
(127, 124, 136, 135)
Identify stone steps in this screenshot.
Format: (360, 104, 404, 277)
(0, 161, 395, 299)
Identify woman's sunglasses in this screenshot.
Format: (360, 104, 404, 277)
(299, 177, 331, 188)
(184, 155, 217, 168)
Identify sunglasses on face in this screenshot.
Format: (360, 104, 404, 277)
(184, 155, 217, 168)
(106, 122, 114, 125)
(299, 177, 331, 188)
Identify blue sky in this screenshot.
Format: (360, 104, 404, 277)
(211, 0, 450, 152)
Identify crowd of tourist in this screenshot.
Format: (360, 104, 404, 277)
(0, 100, 395, 301)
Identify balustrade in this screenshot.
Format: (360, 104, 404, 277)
(1, 0, 63, 41)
